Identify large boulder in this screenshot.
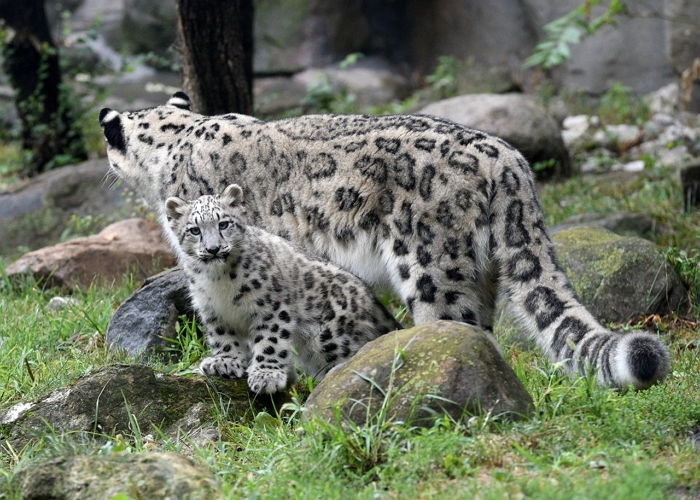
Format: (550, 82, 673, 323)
(552, 226, 688, 323)
(0, 364, 277, 451)
(0, 159, 131, 256)
(419, 93, 571, 178)
(304, 321, 533, 427)
(4, 218, 176, 291)
(107, 268, 195, 360)
(20, 452, 218, 500)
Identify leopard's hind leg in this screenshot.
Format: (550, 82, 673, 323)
(381, 210, 494, 330)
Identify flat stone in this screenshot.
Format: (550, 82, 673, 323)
(4, 218, 176, 291)
(304, 321, 534, 427)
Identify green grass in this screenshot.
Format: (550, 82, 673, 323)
(0, 149, 699, 497)
(0, 252, 698, 498)
(540, 169, 699, 253)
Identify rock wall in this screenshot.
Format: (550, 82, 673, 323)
(43, 0, 700, 94)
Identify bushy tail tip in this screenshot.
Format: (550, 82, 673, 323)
(614, 332, 670, 390)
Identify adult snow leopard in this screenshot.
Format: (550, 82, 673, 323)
(165, 184, 401, 393)
(99, 92, 669, 389)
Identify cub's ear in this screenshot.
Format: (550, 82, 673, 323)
(165, 197, 188, 220)
(99, 108, 126, 153)
(167, 91, 192, 111)
(221, 184, 244, 207)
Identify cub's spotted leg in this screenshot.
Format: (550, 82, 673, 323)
(200, 324, 249, 379)
(246, 314, 296, 394)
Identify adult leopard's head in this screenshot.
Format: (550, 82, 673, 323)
(98, 91, 193, 201)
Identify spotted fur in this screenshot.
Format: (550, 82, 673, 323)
(165, 184, 400, 393)
(100, 92, 670, 389)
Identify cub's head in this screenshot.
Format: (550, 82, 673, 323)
(164, 184, 247, 265)
(98, 92, 194, 194)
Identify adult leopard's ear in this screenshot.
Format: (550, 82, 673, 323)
(165, 197, 188, 220)
(221, 184, 244, 207)
(167, 91, 192, 111)
(98, 108, 126, 153)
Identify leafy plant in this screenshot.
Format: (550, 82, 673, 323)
(525, 0, 628, 69)
(298, 53, 366, 114)
(161, 315, 207, 373)
(597, 82, 650, 125)
(426, 56, 460, 99)
(665, 247, 699, 304)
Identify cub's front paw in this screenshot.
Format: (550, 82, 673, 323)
(247, 367, 288, 394)
(199, 355, 247, 379)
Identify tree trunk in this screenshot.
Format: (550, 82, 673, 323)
(176, 0, 254, 115)
(0, 0, 86, 176)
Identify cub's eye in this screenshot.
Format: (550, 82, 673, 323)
(188, 227, 201, 236)
(218, 221, 230, 231)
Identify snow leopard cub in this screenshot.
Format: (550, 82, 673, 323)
(165, 184, 401, 394)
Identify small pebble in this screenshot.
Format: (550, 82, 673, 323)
(47, 296, 81, 311)
(622, 160, 645, 172)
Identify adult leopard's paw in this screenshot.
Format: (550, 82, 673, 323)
(247, 367, 288, 394)
(199, 355, 247, 379)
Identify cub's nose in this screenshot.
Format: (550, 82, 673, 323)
(206, 245, 220, 256)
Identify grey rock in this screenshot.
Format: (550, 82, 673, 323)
(592, 124, 642, 153)
(550, 213, 667, 239)
(0, 364, 279, 451)
(106, 268, 193, 360)
(0, 159, 131, 256)
(420, 93, 571, 178)
(645, 83, 680, 116)
(552, 226, 688, 324)
(304, 321, 534, 427)
(21, 452, 218, 500)
(562, 114, 598, 147)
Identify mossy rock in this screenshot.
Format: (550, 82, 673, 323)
(21, 451, 218, 500)
(0, 364, 282, 450)
(304, 321, 533, 427)
(553, 226, 688, 323)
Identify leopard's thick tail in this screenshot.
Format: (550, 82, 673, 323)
(488, 151, 670, 389)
